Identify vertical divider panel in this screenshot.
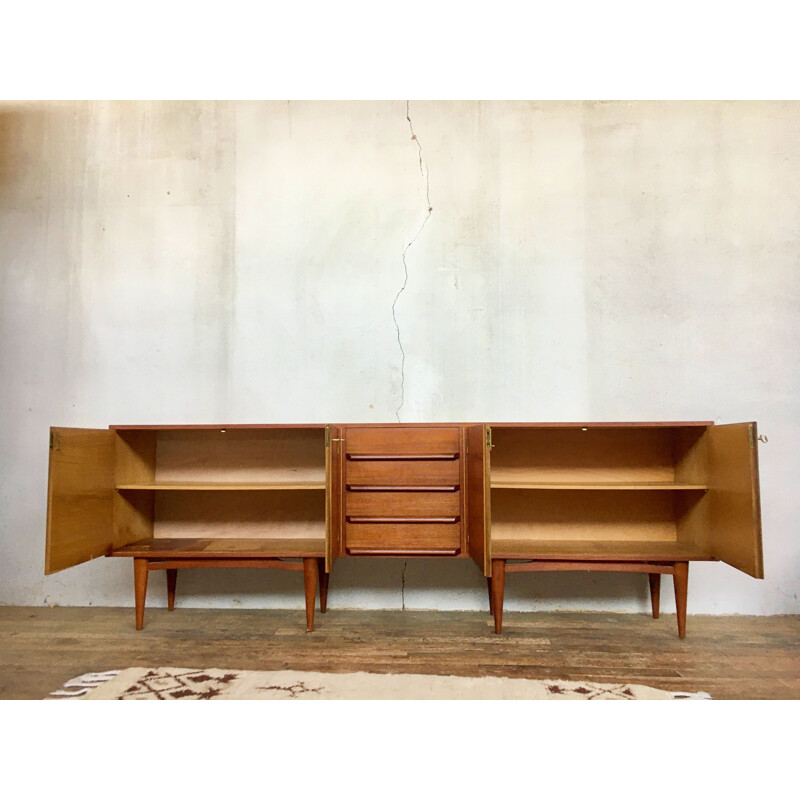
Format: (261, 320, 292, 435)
(326, 424, 344, 571)
(113, 430, 156, 548)
(466, 424, 490, 576)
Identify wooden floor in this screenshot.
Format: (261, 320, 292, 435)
(1, 605, 798, 699)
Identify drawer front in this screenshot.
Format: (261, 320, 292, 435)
(345, 522, 461, 554)
(346, 458, 460, 488)
(345, 426, 461, 456)
(345, 491, 460, 520)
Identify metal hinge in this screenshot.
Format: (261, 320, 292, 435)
(49, 430, 54, 449)
(325, 425, 330, 447)
(750, 426, 767, 447)
(486, 426, 494, 450)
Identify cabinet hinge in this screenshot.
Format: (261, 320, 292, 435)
(486, 426, 494, 450)
(49, 430, 54, 450)
(325, 425, 330, 447)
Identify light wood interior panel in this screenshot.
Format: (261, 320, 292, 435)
(707, 422, 764, 578)
(46, 428, 116, 574)
(490, 427, 704, 483)
(489, 489, 686, 542)
(113, 537, 324, 558)
(673, 427, 710, 484)
(154, 429, 326, 483)
(114, 491, 154, 546)
(675, 492, 712, 550)
(151, 490, 325, 540)
(490, 539, 713, 561)
(114, 430, 157, 484)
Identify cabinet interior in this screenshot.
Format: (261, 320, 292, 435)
(489, 426, 713, 556)
(113, 428, 327, 542)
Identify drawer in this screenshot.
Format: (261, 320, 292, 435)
(345, 426, 461, 456)
(345, 522, 461, 555)
(345, 491, 460, 520)
(346, 458, 460, 489)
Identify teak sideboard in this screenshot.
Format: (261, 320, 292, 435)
(45, 421, 763, 637)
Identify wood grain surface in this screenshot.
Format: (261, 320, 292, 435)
(1, 607, 797, 700)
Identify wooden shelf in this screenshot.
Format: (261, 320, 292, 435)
(490, 481, 708, 490)
(490, 539, 714, 561)
(111, 537, 325, 558)
(116, 481, 326, 491)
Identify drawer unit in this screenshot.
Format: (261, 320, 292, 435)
(342, 425, 465, 556)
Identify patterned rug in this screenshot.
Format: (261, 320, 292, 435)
(49, 667, 711, 700)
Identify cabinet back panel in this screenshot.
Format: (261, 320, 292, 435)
(489, 489, 680, 541)
(153, 491, 325, 539)
(154, 429, 326, 483)
(490, 428, 705, 483)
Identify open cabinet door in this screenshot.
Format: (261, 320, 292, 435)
(325, 425, 343, 573)
(45, 427, 116, 575)
(707, 422, 764, 579)
(466, 424, 490, 577)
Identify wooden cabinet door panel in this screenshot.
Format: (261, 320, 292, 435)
(707, 422, 764, 578)
(46, 427, 116, 574)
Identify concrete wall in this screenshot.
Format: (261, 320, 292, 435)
(1, 100, 798, 614)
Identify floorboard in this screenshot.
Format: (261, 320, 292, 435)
(1, 606, 798, 699)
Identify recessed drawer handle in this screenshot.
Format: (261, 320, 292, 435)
(346, 453, 459, 461)
(346, 516, 460, 524)
(346, 549, 461, 556)
(346, 484, 459, 492)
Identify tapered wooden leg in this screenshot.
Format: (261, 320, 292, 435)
(134, 558, 148, 631)
(673, 562, 689, 638)
(491, 559, 506, 634)
(487, 576, 494, 615)
(166, 569, 177, 611)
(303, 558, 318, 632)
(648, 573, 661, 619)
(318, 558, 329, 613)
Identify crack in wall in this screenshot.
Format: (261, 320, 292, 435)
(392, 100, 433, 422)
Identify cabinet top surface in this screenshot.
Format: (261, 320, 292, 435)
(106, 421, 715, 430)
